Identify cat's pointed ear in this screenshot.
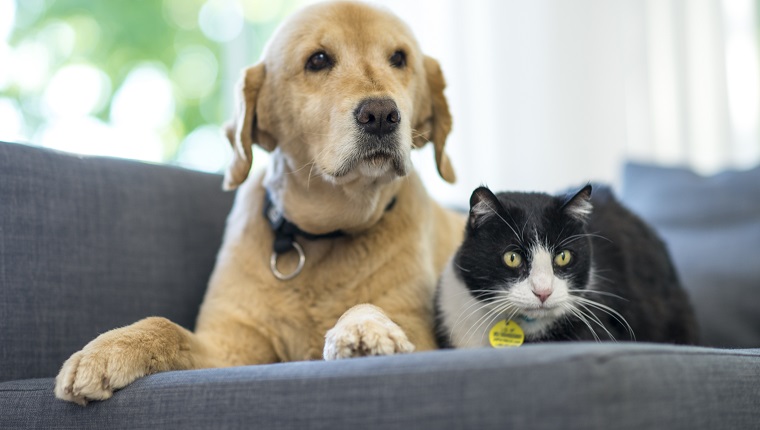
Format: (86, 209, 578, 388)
(562, 185, 593, 222)
(469, 186, 502, 228)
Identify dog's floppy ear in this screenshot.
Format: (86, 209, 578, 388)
(223, 63, 267, 191)
(415, 55, 455, 183)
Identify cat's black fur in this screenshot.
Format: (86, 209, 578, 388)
(434, 185, 699, 347)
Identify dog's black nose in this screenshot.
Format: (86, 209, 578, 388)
(354, 98, 400, 136)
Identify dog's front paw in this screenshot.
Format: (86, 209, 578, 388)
(54, 345, 146, 406)
(55, 329, 153, 405)
(323, 306, 415, 360)
(55, 349, 111, 406)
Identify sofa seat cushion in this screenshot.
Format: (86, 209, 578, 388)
(1, 344, 758, 430)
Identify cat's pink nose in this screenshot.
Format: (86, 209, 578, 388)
(533, 290, 552, 303)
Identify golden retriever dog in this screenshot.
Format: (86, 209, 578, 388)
(55, 0, 464, 405)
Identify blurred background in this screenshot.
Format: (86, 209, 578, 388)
(1, 0, 758, 206)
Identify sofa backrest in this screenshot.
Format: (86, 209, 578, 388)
(0, 142, 234, 382)
(622, 161, 760, 348)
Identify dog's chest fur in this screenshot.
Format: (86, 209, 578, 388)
(269, 230, 435, 360)
(202, 175, 462, 362)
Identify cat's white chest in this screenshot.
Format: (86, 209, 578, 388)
(437, 260, 493, 348)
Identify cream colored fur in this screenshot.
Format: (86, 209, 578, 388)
(55, 1, 464, 405)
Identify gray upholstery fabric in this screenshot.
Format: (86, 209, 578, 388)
(0, 142, 234, 382)
(621, 162, 760, 348)
(2, 143, 759, 429)
(1, 344, 759, 430)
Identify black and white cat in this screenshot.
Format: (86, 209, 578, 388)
(435, 185, 698, 348)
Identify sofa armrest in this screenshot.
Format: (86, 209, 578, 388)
(0, 142, 234, 382)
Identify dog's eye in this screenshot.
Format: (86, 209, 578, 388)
(390, 50, 406, 68)
(306, 51, 333, 71)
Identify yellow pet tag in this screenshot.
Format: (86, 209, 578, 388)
(489, 319, 525, 348)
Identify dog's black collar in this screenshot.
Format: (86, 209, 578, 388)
(263, 191, 346, 254)
(263, 190, 396, 280)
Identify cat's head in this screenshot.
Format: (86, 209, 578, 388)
(456, 185, 594, 326)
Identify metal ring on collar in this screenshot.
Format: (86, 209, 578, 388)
(270, 241, 305, 281)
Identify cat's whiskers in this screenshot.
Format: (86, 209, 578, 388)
(591, 273, 615, 284)
(573, 302, 618, 341)
(464, 300, 518, 346)
(559, 312, 584, 341)
(572, 296, 636, 340)
(450, 290, 510, 302)
(555, 225, 567, 245)
(585, 266, 617, 287)
(506, 211, 526, 245)
(548, 226, 568, 254)
(479, 201, 525, 246)
(459, 296, 517, 346)
(449, 289, 504, 298)
(557, 232, 612, 248)
(449, 294, 512, 342)
(449, 287, 529, 345)
(465, 302, 508, 346)
(447, 290, 505, 331)
(479, 305, 521, 345)
(520, 217, 530, 245)
(454, 263, 471, 273)
(568, 289, 629, 302)
(460, 275, 498, 282)
(561, 303, 602, 342)
(452, 300, 500, 345)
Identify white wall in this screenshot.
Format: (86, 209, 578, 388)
(369, 0, 629, 205)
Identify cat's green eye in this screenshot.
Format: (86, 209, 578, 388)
(503, 252, 523, 268)
(554, 250, 572, 267)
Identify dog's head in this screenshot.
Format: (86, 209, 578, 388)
(223, 1, 455, 190)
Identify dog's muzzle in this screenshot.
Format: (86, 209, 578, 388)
(331, 97, 406, 178)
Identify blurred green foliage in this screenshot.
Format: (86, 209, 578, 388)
(7, 0, 301, 162)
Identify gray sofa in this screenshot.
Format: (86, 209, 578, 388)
(1, 141, 758, 429)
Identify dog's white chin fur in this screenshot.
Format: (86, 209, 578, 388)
(336, 157, 409, 183)
(322, 144, 413, 185)
(359, 159, 404, 177)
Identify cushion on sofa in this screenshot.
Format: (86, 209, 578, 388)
(0, 142, 235, 382)
(621, 162, 760, 348)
